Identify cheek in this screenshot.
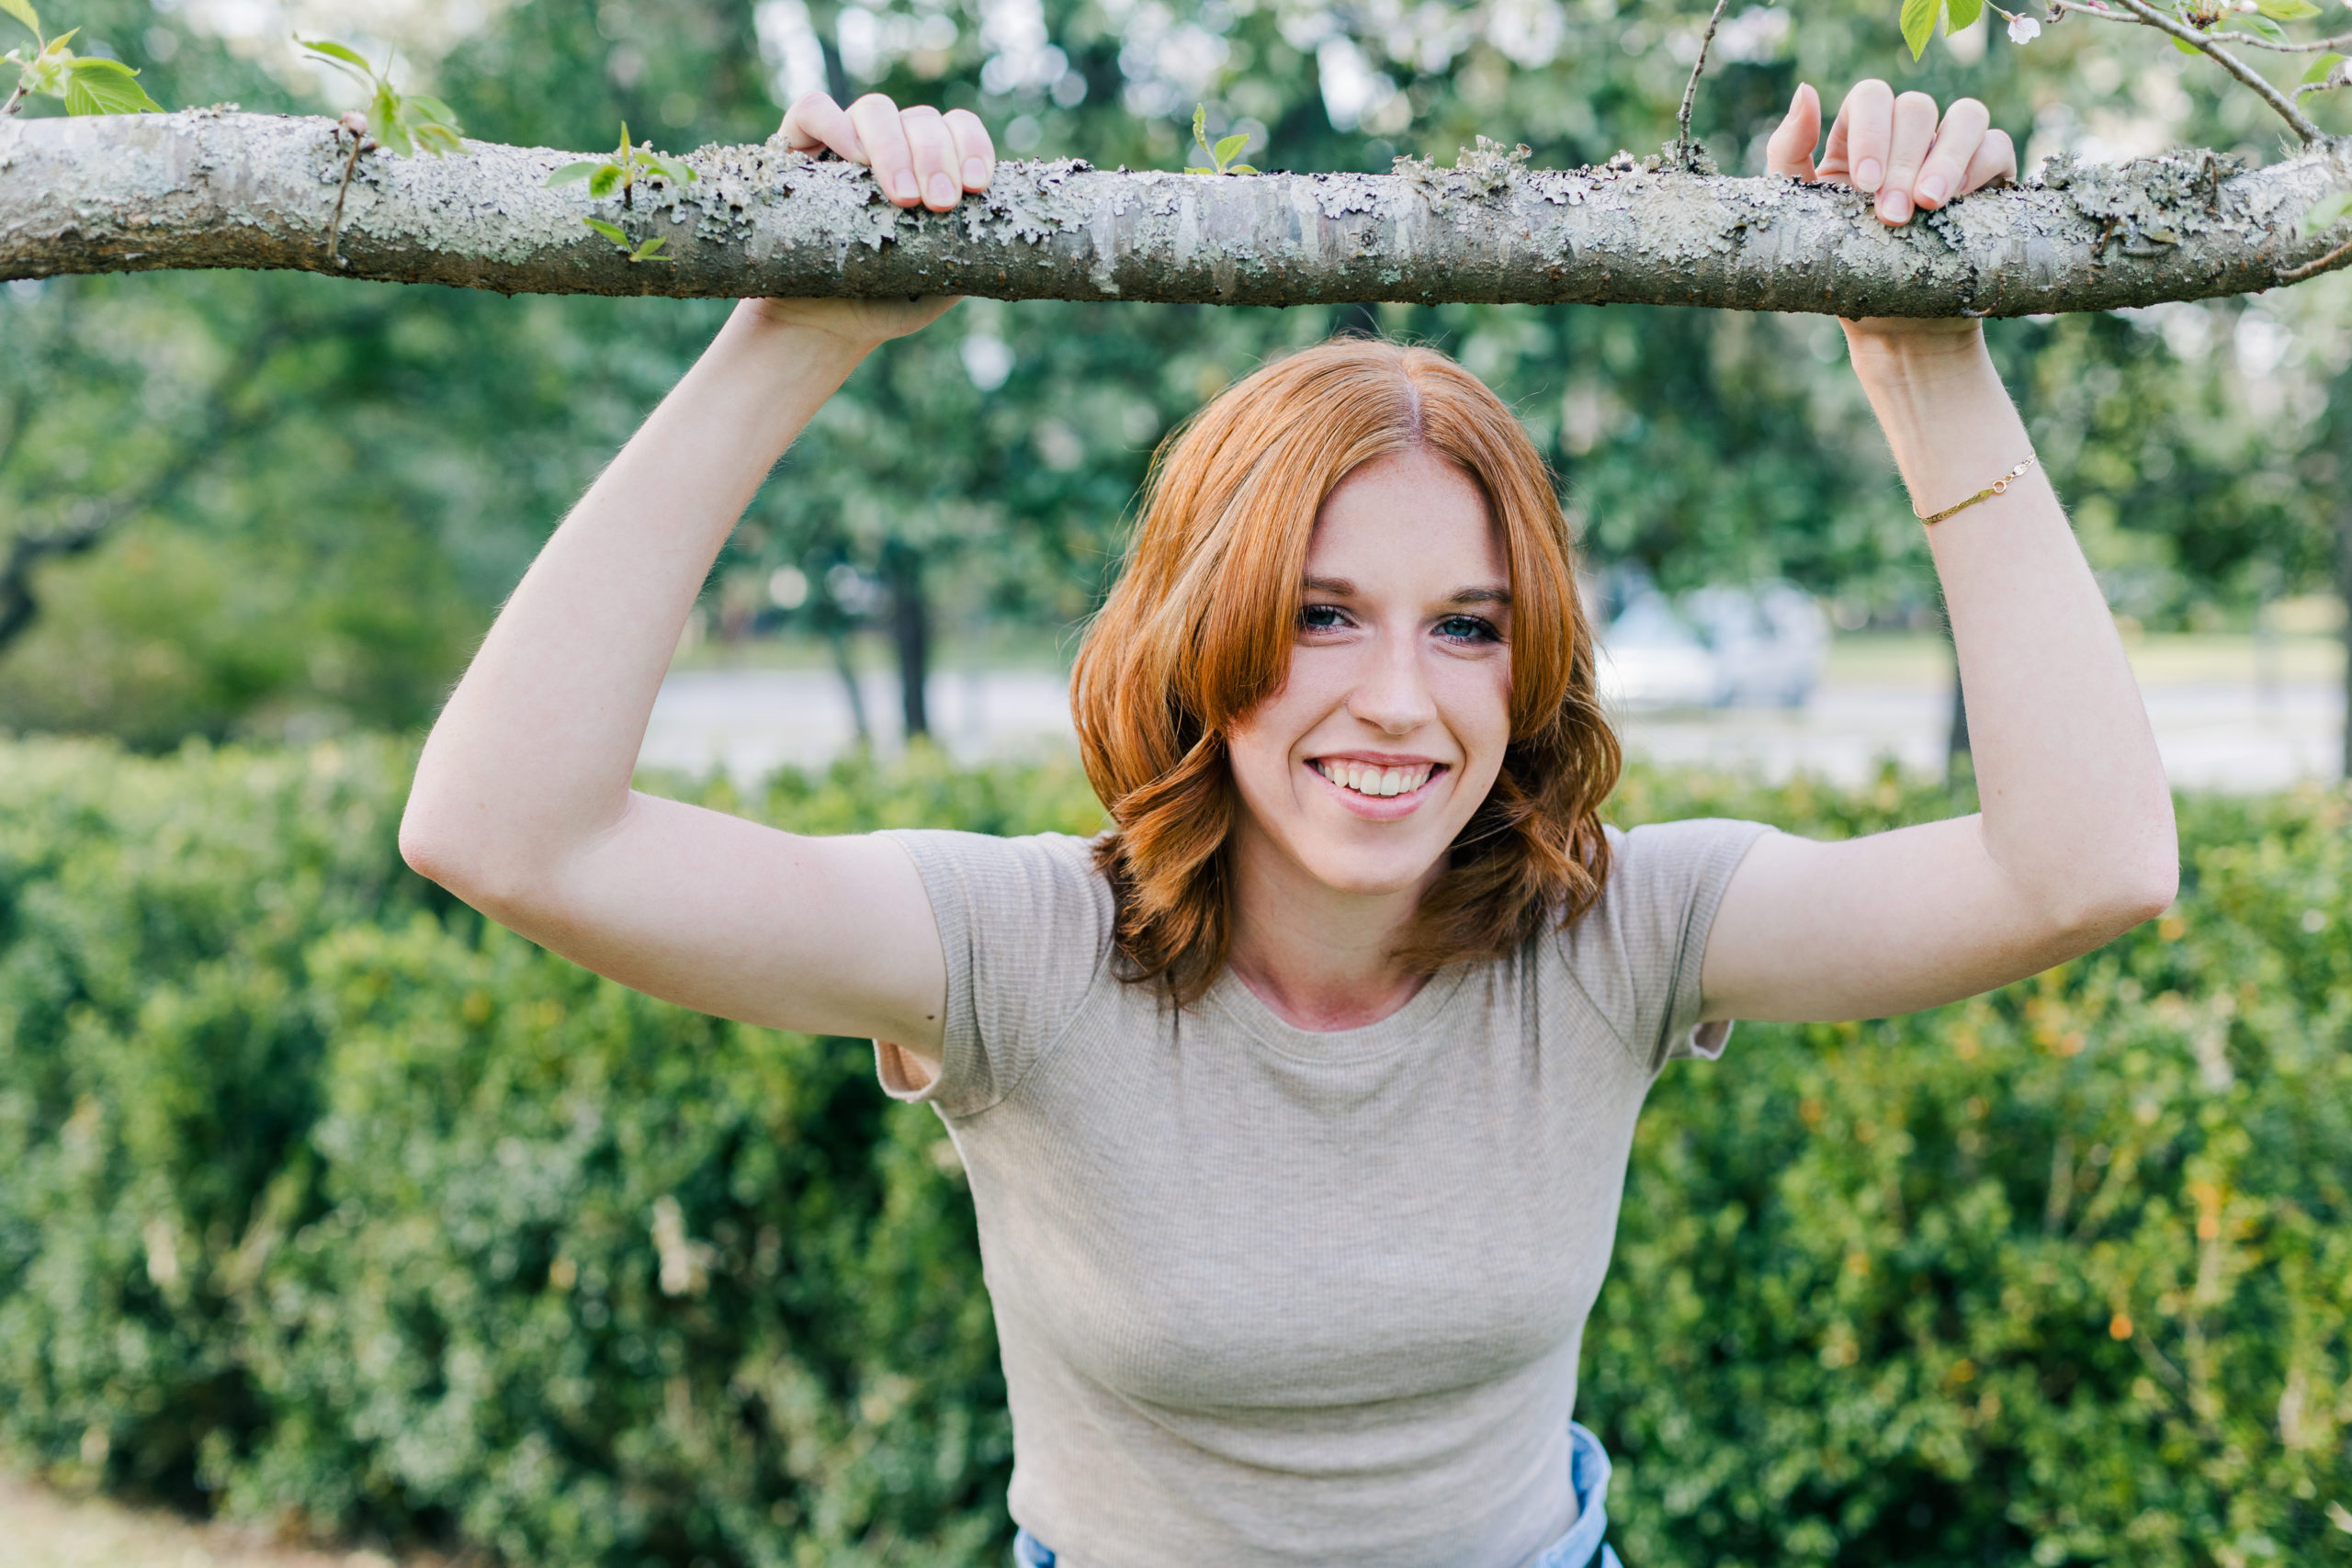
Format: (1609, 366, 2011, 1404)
(1438, 656, 1514, 756)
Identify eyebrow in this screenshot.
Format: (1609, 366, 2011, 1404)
(1302, 576, 1512, 607)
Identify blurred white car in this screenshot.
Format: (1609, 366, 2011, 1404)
(1597, 581, 1828, 710)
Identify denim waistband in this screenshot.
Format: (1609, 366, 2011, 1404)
(1012, 1420, 1623, 1568)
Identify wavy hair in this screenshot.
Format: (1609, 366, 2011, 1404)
(1069, 339, 1621, 1005)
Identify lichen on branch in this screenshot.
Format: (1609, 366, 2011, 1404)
(5, 110, 2352, 315)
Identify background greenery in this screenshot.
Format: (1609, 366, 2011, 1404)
(0, 739, 2344, 1567)
(6, 4, 2348, 1565)
(5, 0, 2350, 744)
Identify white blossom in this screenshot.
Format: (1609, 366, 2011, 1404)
(2007, 12, 2042, 42)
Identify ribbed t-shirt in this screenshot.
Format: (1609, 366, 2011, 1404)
(874, 818, 1771, 1568)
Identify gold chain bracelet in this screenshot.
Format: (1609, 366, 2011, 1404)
(1913, 455, 2038, 525)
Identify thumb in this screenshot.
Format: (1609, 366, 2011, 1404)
(1764, 84, 1821, 180)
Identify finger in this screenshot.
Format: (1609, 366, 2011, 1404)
(944, 107, 995, 191)
(1913, 96, 1987, 209)
(850, 93, 921, 207)
(1961, 128, 2018, 193)
(1841, 78, 1895, 194)
(1876, 90, 1941, 224)
(1763, 83, 1821, 180)
(901, 107, 961, 210)
(779, 91, 864, 162)
(1817, 95, 1855, 183)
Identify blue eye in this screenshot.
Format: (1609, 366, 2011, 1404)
(1301, 604, 1348, 631)
(1437, 615, 1500, 644)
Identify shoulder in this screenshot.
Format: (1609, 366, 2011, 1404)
(879, 827, 1116, 952)
(1552, 816, 1774, 1067)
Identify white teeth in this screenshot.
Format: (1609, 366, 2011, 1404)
(1317, 761, 1433, 797)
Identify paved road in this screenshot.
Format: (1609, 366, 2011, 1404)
(641, 660, 2346, 793)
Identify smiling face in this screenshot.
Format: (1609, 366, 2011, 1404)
(1225, 448, 1515, 906)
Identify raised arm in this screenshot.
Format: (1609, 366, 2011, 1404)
(1701, 82, 2178, 1023)
(399, 95, 994, 1063)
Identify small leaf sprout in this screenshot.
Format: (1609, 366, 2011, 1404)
(297, 37, 466, 267)
(1186, 104, 1258, 175)
(2, 0, 165, 117)
(547, 122, 698, 210)
(581, 216, 673, 265)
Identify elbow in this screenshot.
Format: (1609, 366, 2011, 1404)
(398, 797, 469, 893)
(398, 795, 527, 913)
(2040, 846, 2180, 954)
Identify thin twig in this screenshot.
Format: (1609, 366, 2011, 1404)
(2, 83, 27, 117)
(325, 115, 371, 268)
(2192, 26, 2352, 52)
(1674, 0, 1736, 170)
(2053, 0, 2322, 140)
(2278, 230, 2352, 282)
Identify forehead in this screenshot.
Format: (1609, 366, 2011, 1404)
(1307, 450, 1502, 584)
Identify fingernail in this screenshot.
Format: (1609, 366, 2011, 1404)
(963, 157, 988, 186)
(893, 171, 919, 202)
(1918, 175, 1949, 207)
(1878, 189, 1912, 223)
(927, 173, 957, 207)
(1854, 158, 1883, 190)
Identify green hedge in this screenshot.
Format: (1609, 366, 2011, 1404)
(0, 738, 2344, 1566)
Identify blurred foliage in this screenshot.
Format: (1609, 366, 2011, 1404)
(0, 738, 2345, 1565)
(4, 0, 2350, 748)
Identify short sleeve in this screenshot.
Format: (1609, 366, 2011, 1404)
(875, 829, 1116, 1119)
(1555, 818, 1773, 1075)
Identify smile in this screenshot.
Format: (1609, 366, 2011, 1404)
(1310, 759, 1440, 799)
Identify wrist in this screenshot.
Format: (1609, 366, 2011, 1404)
(725, 299, 881, 367)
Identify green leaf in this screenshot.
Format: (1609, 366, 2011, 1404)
(2299, 189, 2352, 234)
(299, 39, 375, 74)
(1899, 0, 1941, 61)
(1946, 0, 1984, 35)
(366, 82, 409, 155)
(2173, 29, 2204, 51)
(409, 121, 463, 156)
(1227, 162, 1258, 174)
(546, 160, 603, 186)
(0, 0, 38, 41)
(582, 217, 628, 244)
(1214, 132, 1250, 165)
(406, 93, 459, 129)
(2256, 0, 2320, 18)
(61, 56, 162, 115)
(2304, 51, 2344, 81)
(630, 236, 669, 261)
(587, 164, 621, 198)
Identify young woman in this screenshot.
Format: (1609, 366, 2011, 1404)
(401, 80, 2177, 1568)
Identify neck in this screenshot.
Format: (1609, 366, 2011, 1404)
(1224, 819, 1439, 1032)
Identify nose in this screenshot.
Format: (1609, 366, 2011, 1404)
(1345, 627, 1437, 736)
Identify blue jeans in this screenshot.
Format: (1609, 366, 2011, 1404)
(1012, 1420, 1625, 1568)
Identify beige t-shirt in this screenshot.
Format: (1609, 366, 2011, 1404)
(876, 818, 1770, 1568)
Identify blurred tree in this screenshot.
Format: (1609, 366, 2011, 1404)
(3, 0, 2346, 759)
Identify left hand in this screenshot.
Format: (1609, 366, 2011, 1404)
(1764, 80, 2015, 228)
(1765, 82, 2018, 349)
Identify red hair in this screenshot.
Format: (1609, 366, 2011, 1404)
(1069, 339, 1620, 1003)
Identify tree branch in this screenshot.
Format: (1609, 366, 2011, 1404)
(6, 111, 2352, 315)
(2053, 0, 2322, 141)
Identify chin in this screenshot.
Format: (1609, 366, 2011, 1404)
(1292, 836, 1452, 898)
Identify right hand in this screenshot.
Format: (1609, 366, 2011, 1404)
(747, 92, 997, 344)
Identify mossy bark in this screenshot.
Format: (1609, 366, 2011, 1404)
(6, 110, 2352, 315)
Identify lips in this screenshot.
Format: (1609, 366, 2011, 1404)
(1310, 758, 1439, 798)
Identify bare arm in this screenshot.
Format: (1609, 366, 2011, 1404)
(1701, 83, 2178, 1023)
(400, 94, 995, 1065)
